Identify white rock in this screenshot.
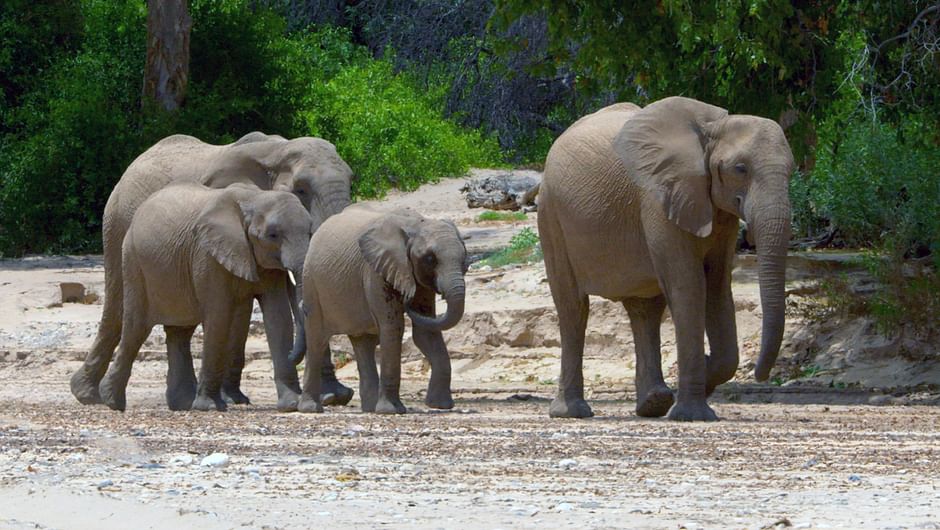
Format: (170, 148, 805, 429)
(169, 454, 194, 466)
(557, 458, 578, 469)
(200, 453, 230, 467)
(555, 502, 575, 512)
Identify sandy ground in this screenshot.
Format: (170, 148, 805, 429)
(1, 170, 939, 529)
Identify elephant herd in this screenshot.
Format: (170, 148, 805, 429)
(68, 96, 795, 422)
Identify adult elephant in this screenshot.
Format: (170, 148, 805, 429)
(539, 97, 793, 421)
(69, 132, 356, 411)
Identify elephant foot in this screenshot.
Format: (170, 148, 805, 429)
(425, 388, 454, 410)
(222, 386, 252, 405)
(549, 396, 594, 419)
(667, 399, 718, 422)
(98, 376, 126, 412)
(374, 396, 407, 415)
(192, 393, 228, 412)
(70, 369, 103, 405)
(320, 375, 354, 407)
(165, 386, 196, 411)
(276, 390, 300, 413)
(636, 385, 674, 418)
(297, 394, 323, 414)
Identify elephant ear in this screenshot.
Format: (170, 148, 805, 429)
(195, 191, 259, 282)
(614, 97, 728, 238)
(358, 217, 416, 303)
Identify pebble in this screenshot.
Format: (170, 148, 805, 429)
(557, 458, 578, 469)
(848, 474, 862, 483)
(200, 453, 230, 467)
(169, 454, 194, 466)
(554, 502, 575, 512)
(96, 479, 114, 489)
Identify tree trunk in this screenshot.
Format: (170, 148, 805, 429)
(143, 0, 192, 112)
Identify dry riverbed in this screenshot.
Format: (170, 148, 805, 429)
(1, 172, 938, 529)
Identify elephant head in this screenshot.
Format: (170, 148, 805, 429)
(196, 187, 313, 283)
(359, 213, 469, 332)
(614, 96, 794, 382)
(267, 138, 354, 231)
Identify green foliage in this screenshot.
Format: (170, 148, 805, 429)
(478, 227, 541, 267)
(792, 114, 940, 254)
(0, 0, 505, 256)
(475, 210, 528, 222)
(303, 60, 502, 198)
(0, 0, 148, 254)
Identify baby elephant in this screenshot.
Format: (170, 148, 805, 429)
(293, 206, 468, 414)
(99, 183, 313, 411)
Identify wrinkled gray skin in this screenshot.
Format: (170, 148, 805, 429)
(294, 206, 468, 414)
(98, 184, 313, 412)
(70, 132, 354, 412)
(539, 97, 793, 421)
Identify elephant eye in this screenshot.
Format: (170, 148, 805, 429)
(267, 231, 279, 241)
(423, 253, 436, 266)
(734, 163, 748, 175)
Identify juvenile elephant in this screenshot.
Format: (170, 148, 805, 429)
(539, 97, 793, 421)
(98, 184, 313, 412)
(293, 206, 468, 414)
(70, 132, 355, 412)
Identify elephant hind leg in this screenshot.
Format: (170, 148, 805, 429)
(165, 325, 197, 411)
(297, 307, 330, 414)
(99, 256, 151, 412)
(70, 233, 124, 404)
(624, 295, 674, 417)
(540, 211, 593, 419)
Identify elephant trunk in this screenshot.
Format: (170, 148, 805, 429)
(288, 269, 306, 364)
(406, 274, 466, 332)
(749, 196, 791, 382)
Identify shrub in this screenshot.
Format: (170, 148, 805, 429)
(475, 210, 528, 222)
(792, 115, 940, 256)
(478, 227, 541, 267)
(0, 0, 506, 256)
(302, 59, 502, 198)
(0, 0, 147, 255)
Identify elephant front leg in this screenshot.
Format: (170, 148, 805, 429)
(624, 296, 674, 417)
(221, 300, 253, 405)
(258, 285, 302, 412)
(192, 313, 230, 412)
(375, 321, 407, 415)
(165, 325, 197, 411)
(704, 232, 741, 396)
(410, 288, 453, 410)
(349, 335, 380, 412)
(644, 218, 718, 421)
(412, 326, 454, 410)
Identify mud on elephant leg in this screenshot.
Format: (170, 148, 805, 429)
(624, 295, 674, 417)
(165, 325, 197, 411)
